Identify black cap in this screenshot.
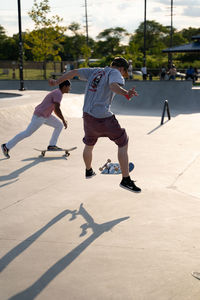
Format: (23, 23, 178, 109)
(111, 57, 129, 70)
(59, 80, 71, 89)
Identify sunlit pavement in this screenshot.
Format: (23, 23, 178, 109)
(1, 86, 200, 300)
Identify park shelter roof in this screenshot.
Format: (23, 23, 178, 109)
(162, 35, 200, 53)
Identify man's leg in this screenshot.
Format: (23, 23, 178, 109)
(83, 145, 94, 170)
(6, 115, 44, 150)
(44, 115, 63, 146)
(118, 143, 141, 192)
(83, 145, 96, 178)
(118, 143, 129, 178)
(117, 139, 141, 192)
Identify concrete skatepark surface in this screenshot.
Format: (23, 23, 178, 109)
(1, 80, 200, 299)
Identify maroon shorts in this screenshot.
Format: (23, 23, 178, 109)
(83, 112, 128, 147)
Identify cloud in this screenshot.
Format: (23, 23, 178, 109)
(117, 3, 132, 11)
(183, 6, 200, 17)
(152, 7, 163, 13)
(153, 0, 200, 19)
(0, 15, 17, 26)
(1, 0, 200, 38)
(154, 0, 200, 5)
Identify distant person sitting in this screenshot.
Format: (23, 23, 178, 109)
(186, 66, 195, 82)
(168, 64, 177, 80)
(141, 65, 147, 80)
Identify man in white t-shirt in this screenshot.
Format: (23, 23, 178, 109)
(141, 65, 147, 80)
(49, 57, 141, 193)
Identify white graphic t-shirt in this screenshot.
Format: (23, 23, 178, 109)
(78, 67, 124, 118)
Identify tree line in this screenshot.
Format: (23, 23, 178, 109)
(0, 0, 200, 69)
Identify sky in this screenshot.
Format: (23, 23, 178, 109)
(1, 0, 200, 40)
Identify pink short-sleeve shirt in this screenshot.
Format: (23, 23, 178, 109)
(34, 88, 63, 118)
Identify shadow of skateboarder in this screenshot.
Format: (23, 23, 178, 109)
(1, 203, 129, 300)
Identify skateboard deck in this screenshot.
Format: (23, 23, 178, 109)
(99, 159, 134, 174)
(34, 147, 77, 158)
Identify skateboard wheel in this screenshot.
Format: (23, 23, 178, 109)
(99, 167, 103, 171)
(107, 159, 111, 163)
(41, 151, 45, 156)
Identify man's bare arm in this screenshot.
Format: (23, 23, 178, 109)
(110, 83, 129, 96)
(49, 69, 79, 87)
(54, 103, 67, 129)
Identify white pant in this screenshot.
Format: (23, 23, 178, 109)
(6, 114, 63, 150)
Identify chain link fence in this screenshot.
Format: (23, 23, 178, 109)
(0, 61, 77, 80)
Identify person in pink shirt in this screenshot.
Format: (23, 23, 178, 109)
(1, 80, 70, 158)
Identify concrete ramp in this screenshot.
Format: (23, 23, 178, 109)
(1, 80, 200, 116)
(112, 81, 200, 116)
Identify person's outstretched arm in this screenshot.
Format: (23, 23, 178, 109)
(110, 82, 138, 100)
(49, 70, 79, 87)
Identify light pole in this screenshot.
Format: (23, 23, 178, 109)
(85, 0, 89, 46)
(170, 0, 173, 48)
(169, 0, 173, 67)
(143, 0, 147, 66)
(17, 0, 25, 91)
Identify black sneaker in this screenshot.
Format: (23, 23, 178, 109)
(120, 177, 141, 193)
(85, 168, 96, 179)
(1, 144, 10, 159)
(47, 145, 62, 151)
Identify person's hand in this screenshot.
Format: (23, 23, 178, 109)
(48, 78, 57, 86)
(128, 87, 138, 97)
(125, 87, 138, 100)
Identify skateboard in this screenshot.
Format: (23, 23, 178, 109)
(99, 159, 134, 174)
(34, 147, 77, 158)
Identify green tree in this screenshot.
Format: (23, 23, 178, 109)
(131, 20, 169, 55)
(80, 44, 91, 67)
(0, 25, 18, 60)
(94, 27, 128, 58)
(68, 22, 81, 35)
(61, 34, 86, 62)
(180, 27, 200, 41)
(161, 27, 200, 68)
(0, 25, 7, 41)
(126, 40, 142, 67)
(0, 37, 18, 60)
(61, 22, 94, 65)
(162, 29, 187, 48)
(25, 0, 66, 78)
